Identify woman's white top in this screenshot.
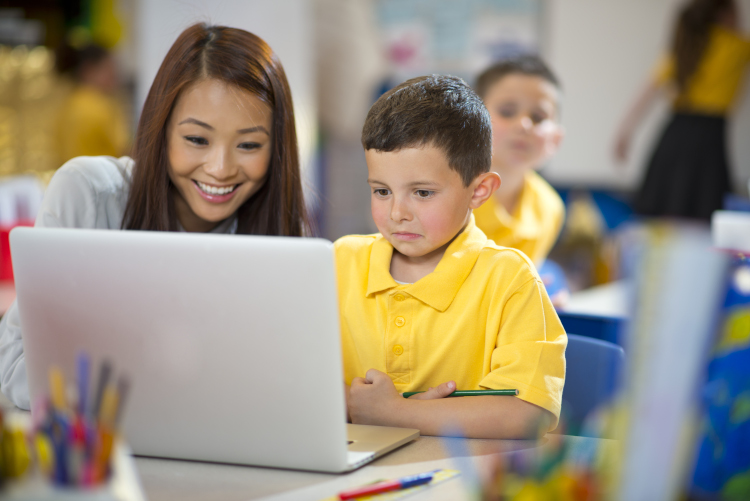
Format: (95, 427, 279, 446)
(0, 156, 236, 409)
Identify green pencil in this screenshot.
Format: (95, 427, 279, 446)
(402, 389, 518, 398)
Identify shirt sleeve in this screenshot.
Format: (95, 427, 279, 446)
(479, 275, 567, 429)
(0, 303, 29, 409)
(0, 162, 101, 409)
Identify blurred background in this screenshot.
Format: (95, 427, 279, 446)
(1, 0, 749, 291)
(2, 2, 750, 498)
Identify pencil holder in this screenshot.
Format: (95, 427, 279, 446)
(0, 355, 144, 500)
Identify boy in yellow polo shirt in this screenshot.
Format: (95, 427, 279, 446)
(472, 55, 565, 267)
(336, 75, 566, 439)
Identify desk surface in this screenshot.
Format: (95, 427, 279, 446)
(137, 433, 613, 501)
(560, 280, 629, 319)
(0, 392, 613, 501)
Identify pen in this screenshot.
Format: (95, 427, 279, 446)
(338, 470, 438, 500)
(402, 389, 518, 398)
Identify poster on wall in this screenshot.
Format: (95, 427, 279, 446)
(375, 0, 543, 91)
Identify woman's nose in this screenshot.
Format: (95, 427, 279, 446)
(203, 147, 237, 180)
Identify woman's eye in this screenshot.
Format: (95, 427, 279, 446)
(374, 189, 390, 197)
(239, 142, 261, 150)
(531, 113, 547, 125)
(185, 136, 208, 146)
(415, 190, 434, 198)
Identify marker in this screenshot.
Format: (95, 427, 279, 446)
(48, 368, 67, 412)
(94, 384, 120, 482)
(90, 360, 112, 419)
(98, 384, 119, 427)
(402, 389, 518, 398)
(76, 352, 90, 416)
(338, 470, 438, 500)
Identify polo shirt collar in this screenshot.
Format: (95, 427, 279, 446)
(366, 215, 488, 312)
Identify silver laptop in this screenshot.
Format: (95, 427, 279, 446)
(11, 227, 418, 473)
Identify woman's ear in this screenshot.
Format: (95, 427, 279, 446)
(469, 171, 501, 209)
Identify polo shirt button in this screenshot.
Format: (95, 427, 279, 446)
(393, 345, 404, 355)
(394, 294, 405, 301)
(395, 317, 405, 327)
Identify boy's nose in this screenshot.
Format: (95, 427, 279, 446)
(517, 116, 533, 131)
(390, 197, 411, 221)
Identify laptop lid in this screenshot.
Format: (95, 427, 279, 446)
(13, 227, 359, 472)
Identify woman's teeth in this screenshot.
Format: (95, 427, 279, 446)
(196, 181, 236, 195)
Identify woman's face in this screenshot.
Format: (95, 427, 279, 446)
(167, 78, 273, 232)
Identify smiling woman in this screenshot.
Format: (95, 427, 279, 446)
(0, 23, 311, 410)
(125, 23, 310, 235)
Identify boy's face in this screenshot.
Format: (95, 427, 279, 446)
(483, 73, 562, 172)
(366, 145, 481, 262)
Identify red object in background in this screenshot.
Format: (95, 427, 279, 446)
(0, 221, 35, 282)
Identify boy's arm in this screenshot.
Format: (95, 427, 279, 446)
(348, 370, 551, 439)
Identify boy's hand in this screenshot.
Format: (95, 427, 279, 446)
(343, 383, 352, 422)
(405, 380, 456, 399)
(348, 369, 404, 425)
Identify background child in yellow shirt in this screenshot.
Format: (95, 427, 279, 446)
(472, 55, 565, 267)
(336, 75, 566, 439)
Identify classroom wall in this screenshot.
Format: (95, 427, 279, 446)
(134, 0, 317, 182)
(544, 0, 750, 195)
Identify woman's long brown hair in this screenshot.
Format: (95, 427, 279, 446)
(672, 0, 735, 91)
(122, 23, 311, 236)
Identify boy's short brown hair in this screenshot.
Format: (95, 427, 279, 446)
(474, 54, 561, 100)
(361, 74, 492, 187)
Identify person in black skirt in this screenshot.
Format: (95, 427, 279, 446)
(614, 0, 750, 220)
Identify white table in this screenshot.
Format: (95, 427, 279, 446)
(135, 433, 613, 501)
(560, 279, 630, 319)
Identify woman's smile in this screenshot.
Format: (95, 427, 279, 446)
(192, 180, 241, 202)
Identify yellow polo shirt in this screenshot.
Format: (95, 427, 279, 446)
(653, 25, 750, 114)
(334, 216, 567, 426)
(473, 171, 565, 266)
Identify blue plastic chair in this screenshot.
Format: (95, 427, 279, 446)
(556, 334, 625, 437)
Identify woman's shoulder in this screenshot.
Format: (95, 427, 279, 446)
(39, 156, 135, 229)
(52, 155, 134, 190)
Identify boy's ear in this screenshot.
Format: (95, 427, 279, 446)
(469, 171, 501, 209)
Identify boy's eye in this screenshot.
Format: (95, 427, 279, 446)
(185, 136, 208, 146)
(497, 105, 517, 119)
(415, 190, 434, 199)
(373, 189, 390, 197)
